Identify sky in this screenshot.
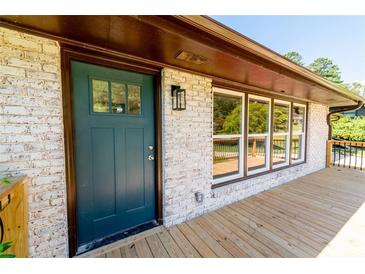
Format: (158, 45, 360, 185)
(212, 16, 365, 84)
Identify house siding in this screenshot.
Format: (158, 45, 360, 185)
(1, 27, 329, 257)
(161, 67, 329, 227)
(0, 27, 68, 257)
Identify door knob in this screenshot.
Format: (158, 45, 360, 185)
(148, 155, 155, 161)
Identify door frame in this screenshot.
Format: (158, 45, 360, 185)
(60, 45, 163, 257)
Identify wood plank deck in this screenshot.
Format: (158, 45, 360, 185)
(79, 167, 365, 258)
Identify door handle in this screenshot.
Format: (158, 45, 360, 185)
(148, 155, 155, 161)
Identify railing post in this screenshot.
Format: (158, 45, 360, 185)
(252, 139, 257, 157)
(326, 140, 333, 168)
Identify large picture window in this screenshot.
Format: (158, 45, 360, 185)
(291, 103, 306, 163)
(212, 87, 307, 186)
(213, 88, 244, 183)
(272, 100, 291, 168)
(247, 95, 271, 175)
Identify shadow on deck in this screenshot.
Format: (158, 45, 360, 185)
(79, 167, 365, 258)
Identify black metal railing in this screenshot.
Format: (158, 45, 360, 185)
(327, 140, 365, 171)
(213, 137, 300, 163)
(273, 138, 286, 159)
(213, 138, 239, 163)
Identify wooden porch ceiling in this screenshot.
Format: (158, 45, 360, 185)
(0, 15, 362, 106)
(79, 168, 365, 258)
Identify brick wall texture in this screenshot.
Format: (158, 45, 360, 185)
(0, 27, 68, 257)
(0, 28, 329, 257)
(161, 68, 329, 227)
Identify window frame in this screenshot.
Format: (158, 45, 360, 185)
(212, 86, 308, 188)
(88, 76, 144, 117)
(212, 87, 245, 184)
(272, 99, 291, 169)
(291, 103, 307, 164)
(247, 94, 272, 175)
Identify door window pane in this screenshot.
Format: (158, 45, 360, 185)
(248, 136, 267, 171)
(293, 105, 305, 132)
(273, 136, 288, 165)
(92, 79, 109, 112)
(273, 103, 289, 133)
(213, 138, 240, 178)
(128, 85, 141, 114)
(291, 134, 303, 160)
(213, 93, 241, 135)
(111, 82, 126, 114)
(248, 98, 269, 134)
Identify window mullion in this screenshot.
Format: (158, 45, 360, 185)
(289, 101, 294, 165)
(269, 98, 274, 170)
(244, 94, 248, 177)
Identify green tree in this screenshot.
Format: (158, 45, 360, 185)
(307, 57, 343, 84)
(222, 105, 241, 134)
(332, 116, 365, 141)
(344, 81, 365, 97)
(284, 51, 304, 66)
(273, 105, 289, 133)
(248, 102, 269, 134)
(214, 95, 241, 134)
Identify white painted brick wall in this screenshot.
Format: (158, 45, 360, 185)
(0, 27, 68, 257)
(161, 68, 214, 225)
(161, 67, 329, 227)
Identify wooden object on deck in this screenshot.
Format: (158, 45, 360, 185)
(0, 176, 29, 258)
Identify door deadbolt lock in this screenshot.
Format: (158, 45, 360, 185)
(148, 155, 155, 161)
(148, 145, 154, 151)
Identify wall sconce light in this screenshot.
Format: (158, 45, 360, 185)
(171, 85, 186, 111)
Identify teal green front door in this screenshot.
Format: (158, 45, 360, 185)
(71, 61, 156, 252)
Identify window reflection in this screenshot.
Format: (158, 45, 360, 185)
(273, 102, 290, 167)
(248, 99, 269, 134)
(292, 105, 305, 132)
(247, 136, 267, 171)
(213, 138, 240, 178)
(273, 103, 289, 133)
(213, 93, 241, 135)
(273, 136, 288, 165)
(128, 85, 141, 114)
(111, 82, 126, 113)
(291, 134, 303, 161)
(92, 80, 109, 112)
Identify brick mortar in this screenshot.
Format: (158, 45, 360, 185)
(161, 67, 329, 227)
(0, 27, 68, 257)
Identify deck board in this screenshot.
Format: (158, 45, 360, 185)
(156, 229, 185, 258)
(145, 234, 169, 258)
(167, 226, 201, 258)
(79, 168, 365, 258)
(134, 238, 153, 258)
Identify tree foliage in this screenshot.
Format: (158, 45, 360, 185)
(213, 95, 241, 134)
(284, 51, 304, 66)
(0, 242, 15, 258)
(308, 57, 343, 83)
(344, 81, 365, 97)
(273, 105, 289, 133)
(332, 116, 365, 141)
(248, 102, 269, 134)
(222, 105, 241, 134)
